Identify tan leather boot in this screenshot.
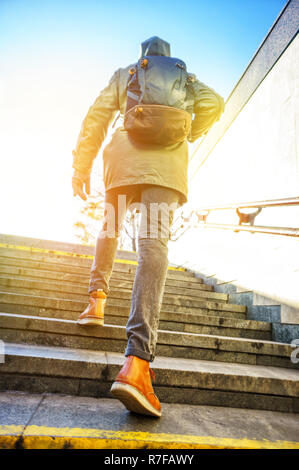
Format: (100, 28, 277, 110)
(76, 290, 106, 326)
(110, 355, 161, 417)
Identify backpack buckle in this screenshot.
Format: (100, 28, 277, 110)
(129, 67, 137, 76)
(140, 58, 148, 68)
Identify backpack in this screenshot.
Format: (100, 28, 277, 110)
(124, 56, 195, 146)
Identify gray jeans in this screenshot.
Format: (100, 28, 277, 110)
(89, 184, 180, 362)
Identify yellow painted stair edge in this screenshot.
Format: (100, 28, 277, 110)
(0, 425, 298, 449)
(0, 243, 185, 272)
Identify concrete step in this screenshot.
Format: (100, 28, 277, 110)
(0, 294, 246, 323)
(1, 391, 298, 449)
(0, 313, 296, 369)
(0, 274, 216, 304)
(0, 290, 246, 321)
(0, 284, 269, 339)
(0, 248, 197, 283)
(1, 343, 298, 413)
(0, 264, 210, 299)
(0, 255, 210, 292)
(0, 233, 139, 259)
(0, 275, 228, 305)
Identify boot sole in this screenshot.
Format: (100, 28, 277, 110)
(76, 317, 104, 326)
(110, 382, 162, 418)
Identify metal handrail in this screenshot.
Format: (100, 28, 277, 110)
(196, 196, 299, 212)
(197, 223, 299, 237)
(171, 196, 299, 240)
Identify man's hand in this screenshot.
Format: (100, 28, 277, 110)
(72, 170, 91, 201)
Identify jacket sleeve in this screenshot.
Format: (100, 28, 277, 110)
(72, 70, 120, 175)
(188, 78, 225, 143)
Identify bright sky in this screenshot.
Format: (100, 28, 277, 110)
(0, 0, 287, 244)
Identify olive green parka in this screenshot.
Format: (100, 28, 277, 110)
(73, 37, 224, 205)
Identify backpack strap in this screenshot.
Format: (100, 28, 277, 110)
(136, 58, 149, 103)
(126, 63, 142, 107)
(127, 90, 140, 103)
(137, 66, 146, 104)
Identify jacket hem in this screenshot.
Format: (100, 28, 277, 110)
(104, 180, 187, 206)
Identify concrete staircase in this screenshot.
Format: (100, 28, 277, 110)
(0, 233, 298, 423)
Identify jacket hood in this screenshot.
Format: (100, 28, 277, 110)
(140, 36, 171, 57)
